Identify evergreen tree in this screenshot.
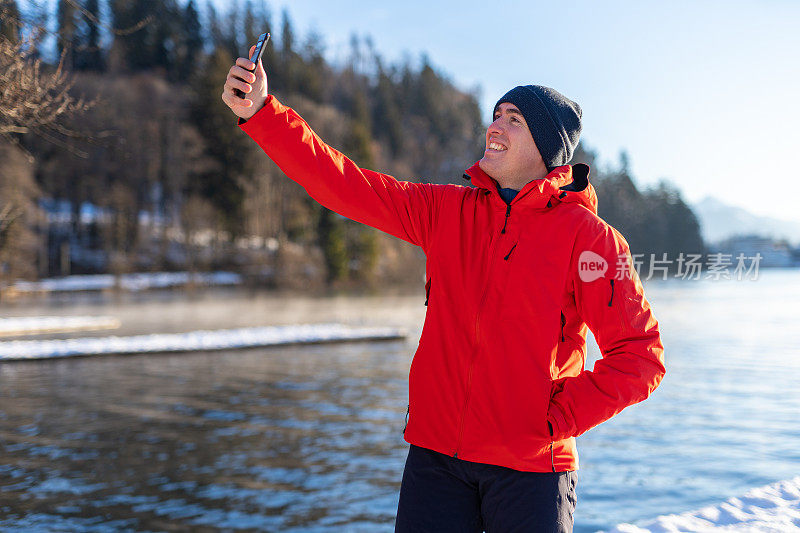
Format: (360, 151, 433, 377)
(279, 8, 298, 93)
(398, 58, 415, 116)
(594, 150, 648, 253)
(281, 8, 294, 54)
(342, 88, 374, 168)
(109, 0, 151, 71)
(645, 181, 706, 260)
(571, 142, 598, 169)
(317, 208, 348, 282)
(257, 3, 276, 78)
(110, 0, 181, 73)
(373, 63, 404, 156)
(205, 1, 223, 51)
(188, 45, 252, 233)
(74, 0, 105, 71)
(152, 0, 182, 75)
(347, 224, 379, 284)
(348, 33, 362, 75)
(296, 28, 327, 102)
(220, 0, 242, 58)
(415, 55, 444, 136)
(243, 0, 257, 51)
(175, 0, 203, 80)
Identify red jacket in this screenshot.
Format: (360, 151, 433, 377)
(240, 95, 665, 472)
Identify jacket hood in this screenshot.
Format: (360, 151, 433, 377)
(463, 161, 597, 215)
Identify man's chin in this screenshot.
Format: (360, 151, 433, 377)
(478, 158, 497, 178)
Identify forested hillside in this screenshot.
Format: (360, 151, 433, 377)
(0, 0, 705, 290)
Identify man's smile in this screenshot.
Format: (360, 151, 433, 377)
(486, 140, 508, 153)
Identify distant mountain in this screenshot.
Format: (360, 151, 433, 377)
(691, 196, 800, 246)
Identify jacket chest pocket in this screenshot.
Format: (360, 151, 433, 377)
(503, 240, 566, 286)
(498, 240, 569, 324)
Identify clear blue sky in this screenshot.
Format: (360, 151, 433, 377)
(243, 0, 798, 221)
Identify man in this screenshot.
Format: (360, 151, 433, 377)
(223, 48, 665, 533)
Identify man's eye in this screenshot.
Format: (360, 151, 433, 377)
(493, 114, 519, 123)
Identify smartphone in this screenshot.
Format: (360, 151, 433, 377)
(234, 32, 270, 98)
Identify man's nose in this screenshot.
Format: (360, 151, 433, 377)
(488, 118, 504, 136)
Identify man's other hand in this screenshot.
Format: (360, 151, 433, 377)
(222, 45, 269, 121)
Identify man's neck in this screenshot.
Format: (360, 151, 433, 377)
(495, 168, 550, 190)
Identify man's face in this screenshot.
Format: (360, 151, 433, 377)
(478, 102, 547, 187)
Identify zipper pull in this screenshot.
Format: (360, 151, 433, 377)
(501, 204, 511, 234)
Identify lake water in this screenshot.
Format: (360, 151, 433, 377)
(1, 270, 799, 532)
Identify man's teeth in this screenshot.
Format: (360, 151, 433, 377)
(489, 142, 507, 151)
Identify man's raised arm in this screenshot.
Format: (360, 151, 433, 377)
(222, 47, 440, 251)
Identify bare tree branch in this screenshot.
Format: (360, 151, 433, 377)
(0, 33, 97, 155)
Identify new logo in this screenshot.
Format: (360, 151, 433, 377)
(578, 251, 607, 282)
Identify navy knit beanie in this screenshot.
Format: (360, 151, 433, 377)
(494, 85, 582, 170)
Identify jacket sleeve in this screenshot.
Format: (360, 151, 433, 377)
(238, 95, 440, 251)
(546, 221, 666, 440)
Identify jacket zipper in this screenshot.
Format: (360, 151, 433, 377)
(503, 243, 517, 261)
(500, 204, 511, 234)
(454, 346, 477, 458)
(560, 312, 566, 342)
(454, 209, 507, 458)
(549, 401, 556, 472)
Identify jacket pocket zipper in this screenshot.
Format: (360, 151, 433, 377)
(549, 383, 556, 472)
(424, 277, 432, 306)
(608, 278, 615, 307)
(559, 312, 566, 342)
(503, 243, 517, 261)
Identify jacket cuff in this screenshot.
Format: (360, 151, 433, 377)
(237, 94, 283, 128)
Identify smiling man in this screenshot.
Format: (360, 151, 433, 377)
(224, 50, 665, 533)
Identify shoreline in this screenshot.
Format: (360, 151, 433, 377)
(0, 323, 407, 361)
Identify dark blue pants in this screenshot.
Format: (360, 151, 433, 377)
(395, 445, 577, 533)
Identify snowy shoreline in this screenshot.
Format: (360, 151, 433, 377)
(0, 316, 121, 337)
(5, 271, 241, 294)
(0, 323, 406, 361)
(605, 476, 800, 532)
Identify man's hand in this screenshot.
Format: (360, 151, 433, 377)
(222, 45, 269, 121)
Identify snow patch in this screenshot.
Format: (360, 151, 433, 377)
(0, 323, 406, 360)
(0, 316, 120, 337)
(8, 272, 241, 293)
(605, 476, 800, 532)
